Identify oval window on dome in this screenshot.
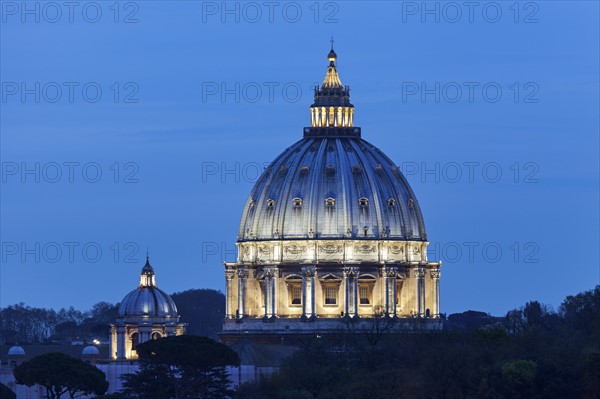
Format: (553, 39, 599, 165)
(325, 197, 335, 208)
(387, 198, 396, 206)
(267, 199, 275, 208)
(293, 198, 303, 207)
(359, 197, 369, 207)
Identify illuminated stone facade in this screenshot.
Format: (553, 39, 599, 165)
(222, 47, 442, 339)
(225, 240, 440, 319)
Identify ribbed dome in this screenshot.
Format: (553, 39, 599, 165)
(117, 257, 179, 318)
(118, 286, 178, 317)
(238, 47, 426, 243)
(238, 137, 426, 242)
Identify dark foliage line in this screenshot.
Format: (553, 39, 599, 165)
(237, 286, 600, 399)
(0, 289, 225, 344)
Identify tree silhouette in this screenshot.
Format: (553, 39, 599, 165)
(237, 285, 600, 399)
(123, 335, 239, 399)
(0, 382, 16, 399)
(14, 352, 108, 399)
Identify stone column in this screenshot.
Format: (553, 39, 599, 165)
(139, 326, 152, 344)
(263, 267, 277, 318)
(414, 267, 426, 317)
(301, 266, 316, 318)
(109, 326, 115, 359)
(383, 266, 398, 317)
(343, 267, 359, 318)
(431, 269, 441, 318)
(116, 326, 126, 359)
(237, 268, 249, 318)
(225, 269, 236, 319)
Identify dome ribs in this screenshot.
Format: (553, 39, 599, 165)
(274, 138, 314, 239)
(236, 136, 427, 242)
(348, 139, 384, 238)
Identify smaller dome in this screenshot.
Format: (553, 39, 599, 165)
(118, 286, 178, 318)
(8, 346, 25, 356)
(82, 345, 100, 356)
(117, 257, 179, 318)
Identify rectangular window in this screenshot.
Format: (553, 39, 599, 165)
(396, 282, 402, 309)
(325, 285, 337, 305)
(359, 285, 370, 305)
(291, 285, 302, 305)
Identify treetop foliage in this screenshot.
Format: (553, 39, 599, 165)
(236, 285, 600, 399)
(0, 382, 16, 399)
(124, 335, 240, 399)
(13, 352, 108, 399)
(136, 335, 240, 370)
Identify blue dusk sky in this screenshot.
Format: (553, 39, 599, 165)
(0, 1, 598, 316)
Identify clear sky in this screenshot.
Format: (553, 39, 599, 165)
(1, 1, 598, 316)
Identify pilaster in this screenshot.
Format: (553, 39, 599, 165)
(343, 267, 359, 317)
(383, 266, 398, 317)
(431, 268, 441, 318)
(413, 267, 426, 317)
(263, 267, 278, 318)
(225, 269, 236, 319)
(301, 266, 316, 318)
(237, 267, 249, 318)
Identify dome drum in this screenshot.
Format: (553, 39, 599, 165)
(236, 240, 429, 265)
